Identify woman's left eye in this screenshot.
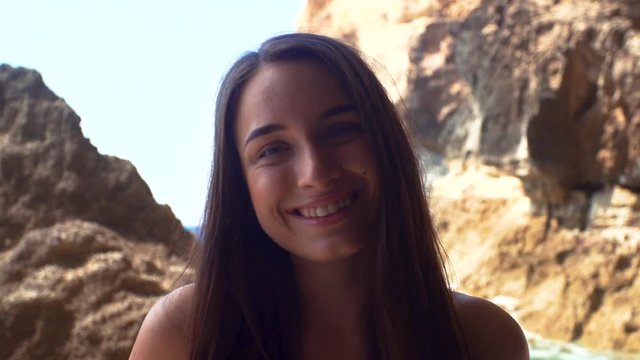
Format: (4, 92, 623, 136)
(325, 122, 363, 140)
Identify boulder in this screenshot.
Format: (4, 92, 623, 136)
(0, 221, 189, 360)
(0, 65, 193, 360)
(0, 64, 191, 254)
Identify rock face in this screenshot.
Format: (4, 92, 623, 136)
(431, 165, 640, 352)
(0, 65, 193, 359)
(300, 0, 640, 190)
(300, 0, 640, 353)
(0, 65, 191, 253)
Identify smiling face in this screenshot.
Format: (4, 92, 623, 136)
(234, 60, 379, 264)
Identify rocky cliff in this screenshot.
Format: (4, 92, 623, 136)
(299, 0, 640, 353)
(0, 65, 193, 360)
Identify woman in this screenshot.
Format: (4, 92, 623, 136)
(130, 33, 529, 360)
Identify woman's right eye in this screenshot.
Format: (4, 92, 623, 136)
(257, 143, 290, 160)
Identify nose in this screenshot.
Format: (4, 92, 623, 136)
(296, 144, 340, 190)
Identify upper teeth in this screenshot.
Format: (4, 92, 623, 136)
(299, 196, 352, 218)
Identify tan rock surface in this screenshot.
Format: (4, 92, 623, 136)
(0, 65, 192, 254)
(300, 0, 640, 189)
(0, 65, 193, 359)
(431, 164, 640, 352)
(300, 0, 640, 353)
(0, 221, 189, 360)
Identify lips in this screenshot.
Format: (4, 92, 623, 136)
(291, 191, 357, 219)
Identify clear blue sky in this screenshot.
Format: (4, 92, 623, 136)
(3, 0, 305, 226)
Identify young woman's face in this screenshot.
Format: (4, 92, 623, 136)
(235, 60, 379, 263)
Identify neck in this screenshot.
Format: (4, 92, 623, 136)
(292, 254, 367, 359)
(293, 254, 364, 324)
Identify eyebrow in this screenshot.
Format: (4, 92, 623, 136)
(320, 103, 357, 119)
(243, 103, 358, 148)
(243, 123, 285, 148)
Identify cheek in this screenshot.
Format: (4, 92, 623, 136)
(245, 171, 294, 249)
(246, 169, 290, 220)
(347, 144, 380, 201)
(342, 144, 378, 179)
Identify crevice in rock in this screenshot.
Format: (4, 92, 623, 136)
(573, 83, 598, 120)
(0, 224, 25, 252)
(48, 244, 118, 269)
(628, 0, 640, 30)
(572, 183, 604, 194)
(516, 80, 527, 119)
(588, 287, 605, 313)
(542, 202, 552, 242)
(525, 264, 536, 286)
(572, 323, 584, 341)
(624, 322, 639, 334)
(619, 183, 640, 195)
(87, 288, 119, 311)
(572, 287, 605, 341)
(614, 255, 632, 271)
(555, 249, 572, 265)
(572, 183, 605, 230)
(495, 4, 505, 28)
(120, 275, 166, 297)
(612, 280, 636, 293)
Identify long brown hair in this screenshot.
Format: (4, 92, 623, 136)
(189, 33, 468, 359)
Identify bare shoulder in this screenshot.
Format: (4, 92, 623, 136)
(453, 292, 529, 360)
(129, 284, 194, 360)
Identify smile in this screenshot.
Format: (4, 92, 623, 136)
(295, 192, 355, 218)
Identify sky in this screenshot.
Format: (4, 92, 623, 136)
(2, 0, 305, 226)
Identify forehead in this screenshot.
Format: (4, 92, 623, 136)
(235, 60, 350, 127)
